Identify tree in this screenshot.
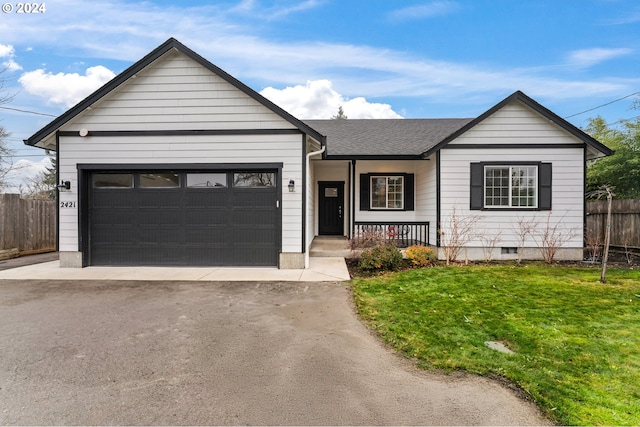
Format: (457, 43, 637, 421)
(588, 185, 615, 284)
(0, 70, 16, 191)
(585, 116, 640, 199)
(20, 155, 56, 200)
(43, 156, 57, 198)
(0, 127, 13, 191)
(331, 105, 348, 120)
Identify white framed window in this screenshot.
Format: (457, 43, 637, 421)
(371, 176, 404, 209)
(484, 165, 537, 208)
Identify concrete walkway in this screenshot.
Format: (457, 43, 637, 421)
(0, 256, 351, 282)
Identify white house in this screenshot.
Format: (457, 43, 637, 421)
(25, 38, 612, 268)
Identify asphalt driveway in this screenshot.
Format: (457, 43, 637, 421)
(0, 279, 550, 425)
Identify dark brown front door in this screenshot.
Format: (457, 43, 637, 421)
(318, 181, 344, 235)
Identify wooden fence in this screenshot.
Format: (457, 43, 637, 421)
(587, 199, 640, 249)
(0, 193, 56, 254)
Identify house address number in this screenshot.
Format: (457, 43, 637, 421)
(60, 201, 76, 208)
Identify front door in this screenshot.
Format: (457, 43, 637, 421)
(318, 181, 344, 235)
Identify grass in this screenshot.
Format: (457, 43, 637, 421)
(350, 264, 640, 426)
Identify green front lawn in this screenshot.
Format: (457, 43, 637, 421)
(351, 265, 640, 425)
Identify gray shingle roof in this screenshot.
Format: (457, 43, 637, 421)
(304, 118, 474, 158)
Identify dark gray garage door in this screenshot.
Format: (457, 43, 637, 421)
(89, 171, 279, 266)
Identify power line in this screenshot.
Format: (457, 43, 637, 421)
(0, 106, 57, 117)
(609, 114, 640, 126)
(565, 91, 640, 119)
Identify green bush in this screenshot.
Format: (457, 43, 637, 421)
(405, 245, 437, 267)
(359, 244, 403, 271)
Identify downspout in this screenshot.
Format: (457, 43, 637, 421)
(305, 144, 326, 269)
(55, 131, 60, 252)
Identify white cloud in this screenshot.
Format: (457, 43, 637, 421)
(260, 80, 403, 119)
(0, 0, 636, 114)
(19, 65, 116, 107)
(389, 1, 460, 21)
(606, 7, 640, 25)
(3, 59, 22, 71)
(567, 48, 633, 68)
(3, 157, 51, 193)
(0, 43, 21, 71)
(265, 0, 322, 20)
(0, 44, 14, 57)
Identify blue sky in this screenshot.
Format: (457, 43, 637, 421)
(1, 0, 639, 188)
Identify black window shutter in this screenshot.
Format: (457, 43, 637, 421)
(470, 163, 483, 210)
(360, 174, 370, 211)
(539, 163, 552, 210)
(404, 174, 414, 211)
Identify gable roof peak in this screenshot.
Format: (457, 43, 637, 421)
(422, 90, 613, 159)
(25, 37, 324, 147)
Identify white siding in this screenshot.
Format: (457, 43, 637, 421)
(61, 51, 296, 132)
(439, 101, 586, 259)
(355, 160, 420, 222)
(57, 50, 304, 256)
(415, 158, 437, 245)
(449, 101, 575, 145)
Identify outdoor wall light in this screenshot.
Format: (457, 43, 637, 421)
(57, 180, 71, 191)
(288, 179, 295, 192)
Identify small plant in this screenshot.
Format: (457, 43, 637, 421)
(513, 217, 538, 263)
(622, 235, 634, 265)
(479, 231, 502, 262)
(359, 244, 403, 271)
(439, 206, 479, 266)
(405, 245, 437, 267)
(532, 212, 577, 264)
(349, 228, 385, 251)
(585, 226, 602, 264)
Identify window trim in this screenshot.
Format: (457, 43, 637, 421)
(470, 161, 552, 211)
(370, 175, 404, 210)
(484, 164, 538, 209)
(359, 172, 415, 212)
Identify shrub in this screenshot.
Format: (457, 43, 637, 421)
(349, 229, 385, 250)
(359, 244, 403, 271)
(405, 245, 437, 267)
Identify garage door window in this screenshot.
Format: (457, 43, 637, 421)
(233, 172, 275, 187)
(92, 173, 133, 188)
(140, 173, 180, 188)
(187, 173, 227, 188)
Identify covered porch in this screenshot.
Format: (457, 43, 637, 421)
(307, 158, 436, 254)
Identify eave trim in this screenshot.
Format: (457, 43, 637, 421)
(25, 38, 325, 147)
(420, 91, 614, 159)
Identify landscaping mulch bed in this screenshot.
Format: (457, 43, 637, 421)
(346, 249, 639, 279)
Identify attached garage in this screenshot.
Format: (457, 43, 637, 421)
(82, 167, 281, 266)
(23, 38, 326, 269)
